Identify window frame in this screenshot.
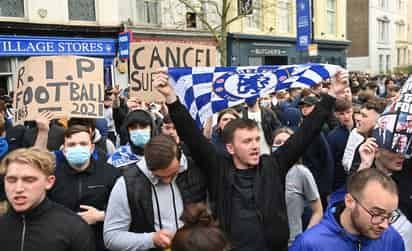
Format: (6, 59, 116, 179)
(0, 0, 25, 19)
(277, 0, 292, 34)
(246, 0, 261, 31)
(134, 0, 161, 26)
(326, 0, 337, 35)
(68, 0, 97, 22)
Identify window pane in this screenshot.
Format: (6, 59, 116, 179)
(0, 58, 11, 73)
(69, 0, 96, 21)
(0, 0, 24, 17)
(277, 0, 291, 33)
(136, 0, 159, 25)
(327, 0, 335, 9)
(248, 56, 262, 66)
(149, 1, 158, 24)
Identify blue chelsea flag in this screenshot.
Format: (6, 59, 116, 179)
(296, 0, 312, 51)
(168, 64, 340, 127)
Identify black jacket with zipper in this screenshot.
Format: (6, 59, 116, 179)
(0, 197, 95, 251)
(167, 93, 335, 251)
(48, 153, 121, 251)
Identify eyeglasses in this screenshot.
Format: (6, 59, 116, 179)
(351, 194, 400, 225)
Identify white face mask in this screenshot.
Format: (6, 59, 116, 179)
(260, 100, 271, 108)
(271, 97, 278, 106)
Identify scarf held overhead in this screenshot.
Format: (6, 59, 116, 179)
(168, 64, 340, 127)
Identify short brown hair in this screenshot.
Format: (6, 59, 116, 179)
(361, 98, 386, 114)
(335, 99, 353, 113)
(64, 125, 93, 140)
(222, 119, 258, 144)
(144, 135, 179, 171)
(0, 147, 55, 176)
(347, 168, 398, 200)
(171, 202, 229, 251)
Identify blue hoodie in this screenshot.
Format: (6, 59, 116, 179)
(290, 199, 405, 251)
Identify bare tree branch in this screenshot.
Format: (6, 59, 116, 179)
(178, 0, 220, 41)
(203, 0, 222, 17)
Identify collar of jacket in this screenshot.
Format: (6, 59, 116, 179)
(325, 200, 373, 245)
(8, 197, 53, 219)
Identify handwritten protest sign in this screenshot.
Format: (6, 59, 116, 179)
(129, 40, 217, 101)
(13, 55, 104, 124)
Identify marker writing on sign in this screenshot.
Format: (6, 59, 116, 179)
(15, 57, 104, 119)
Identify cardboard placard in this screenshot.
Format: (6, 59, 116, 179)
(13, 55, 104, 124)
(129, 41, 217, 101)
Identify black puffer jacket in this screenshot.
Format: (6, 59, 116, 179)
(168, 94, 335, 251)
(0, 198, 94, 251)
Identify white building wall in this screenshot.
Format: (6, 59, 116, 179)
(0, 0, 120, 26)
(368, 0, 399, 74)
(347, 57, 370, 72)
(408, 0, 412, 65)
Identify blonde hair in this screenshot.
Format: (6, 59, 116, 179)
(0, 147, 55, 176)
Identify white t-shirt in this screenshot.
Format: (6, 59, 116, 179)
(391, 209, 412, 251)
(248, 110, 271, 155)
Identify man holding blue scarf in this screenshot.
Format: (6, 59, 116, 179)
(154, 67, 348, 251)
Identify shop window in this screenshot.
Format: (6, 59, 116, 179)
(0, 58, 13, 93)
(386, 55, 391, 72)
(186, 12, 197, 28)
(69, 0, 96, 21)
(248, 56, 262, 66)
(0, 58, 11, 73)
(0, 0, 24, 17)
(136, 0, 159, 25)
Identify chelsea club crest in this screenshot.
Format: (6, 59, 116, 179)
(213, 67, 279, 102)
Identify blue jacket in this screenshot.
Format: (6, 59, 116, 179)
(290, 199, 405, 251)
(327, 123, 351, 190)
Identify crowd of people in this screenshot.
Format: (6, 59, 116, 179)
(0, 68, 411, 251)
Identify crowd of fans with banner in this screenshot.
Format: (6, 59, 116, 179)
(0, 63, 412, 251)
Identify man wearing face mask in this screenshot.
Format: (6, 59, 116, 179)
(107, 109, 156, 169)
(47, 125, 121, 251)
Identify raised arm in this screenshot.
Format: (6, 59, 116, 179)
(274, 70, 348, 179)
(33, 111, 54, 149)
(154, 69, 220, 178)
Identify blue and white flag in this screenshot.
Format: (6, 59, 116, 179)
(168, 64, 340, 127)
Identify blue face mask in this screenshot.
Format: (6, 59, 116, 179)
(65, 146, 91, 166)
(0, 136, 8, 158)
(271, 146, 279, 153)
(129, 130, 151, 147)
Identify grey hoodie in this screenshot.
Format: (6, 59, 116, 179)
(103, 155, 188, 251)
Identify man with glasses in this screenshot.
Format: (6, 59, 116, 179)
(290, 168, 404, 250)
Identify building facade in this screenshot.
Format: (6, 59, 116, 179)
(119, 0, 219, 58)
(408, 0, 412, 65)
(347, 0, 408, 74)
(227, 0, 350, 67)
(0, 0, 121, 92)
